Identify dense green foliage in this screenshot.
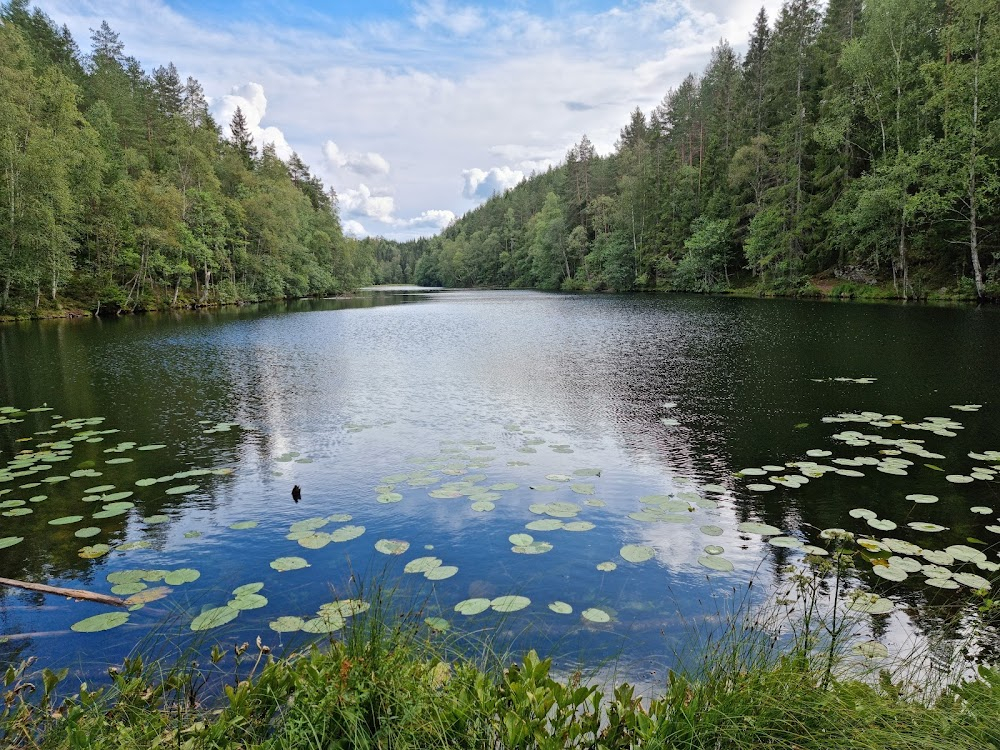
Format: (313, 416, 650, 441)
(4, 583, 1000, 749)
(0, 2, 372, 316)
(404, 0, 1000, 299)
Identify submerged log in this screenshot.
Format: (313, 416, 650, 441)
(0, 577, 126, 607)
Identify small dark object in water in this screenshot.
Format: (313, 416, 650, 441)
(292, 485, 301, 502)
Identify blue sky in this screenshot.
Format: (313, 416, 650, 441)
(34, 0, 782, 240)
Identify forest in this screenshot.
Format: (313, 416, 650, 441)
(0, 1, 372, 316)
(377, 0, 999, 300)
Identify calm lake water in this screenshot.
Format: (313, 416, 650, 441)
(1, 290, 999, 683)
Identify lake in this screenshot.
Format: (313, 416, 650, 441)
(1, 290, 999, 683)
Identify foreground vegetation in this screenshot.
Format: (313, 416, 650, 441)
(4, 574, 1000, 750)
(375, 0, 999, 301)
(0, 2, 373, 319)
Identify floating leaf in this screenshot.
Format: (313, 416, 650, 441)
(78, 543, 110, 559)
(620, 545, 655, 563)
(330, 525, 365, 542)
(526, 519, 564, 531)
(698, 555, 735, 572)
(509, 533, 534, 546)
(769, 536, 804, 549)
(84, 485, 116, 494)
(746, 484, 775, 492)
(906, 494, 939, 504)
(852, 641, 889, 659)
(924, 578, 960, 589)
(548, 601, 573, 614)
(470, 501, 495, 512)
(125, 587, 171, 606)
(425, 565, 458, 580)
(512, 542, 553, 555)
(375, 539, 410, 555)
(165, 569, 201, 586)
(301, 615, 345, 633)
(405, 557, 442, 574)
(596, 561, 617, 571)
(454, 598, 491, 615)
(737, 522, 782, 536)
(111, 582, 147, 596)
(48, 515, 83, 526)
(229, 593, 268, 610)
(490, 595, 530, 613)
(270, 556, 309, 572)
(137, 445, 166, 451)
(377, 492, 403, 504)
(562, 521, 595, 532)
(72, 612, 130, 633)
(582, 608, 610, 623)
(165, 484, 199, 495)
(570, 483, 595, 495)
(191, 606, 239, 631)
(143, 515, 169, 525)
(849, 508, 877, 520)
(971, 507, 993, 515)
(945, 544, 987, 563)
(425, 616, 450, 632)
(867, 518, 897, 531)
(229, 520, 258, 530)
(908, 522, 948, 533)
(74, 527, 101, 538)
(704, 545, 725, 555)
(848, 593, 894, 615)
(873, 565, 908, 582)
(269, 616, 305, 633)
(954, 572, 991, 589)
(700, 525, 724, 537)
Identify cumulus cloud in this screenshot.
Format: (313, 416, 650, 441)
(400, 209, 455, 230)
(210, 82, 294, 160)
(322, 140, 391, 176)
(343, 219, 366, 237)
(413, 0, 485, 35)
(340, 183, 396, 223)
(462, 166, 525, 201)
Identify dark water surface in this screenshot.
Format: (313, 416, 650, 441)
(1, 291, 999, 681)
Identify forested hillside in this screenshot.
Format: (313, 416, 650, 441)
(401, 0, 999, 300)
(0, 1, 372, 317)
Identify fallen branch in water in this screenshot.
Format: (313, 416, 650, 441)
(0, 577, 126, 607)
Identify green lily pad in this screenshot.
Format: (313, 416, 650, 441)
(736, 522, 782, 536)
(143, 515, 169, 525)
(269, 616, 305, 633)
(848, 593, 894, 615)
(190, 606, 239, 631)
(698, 555, 735, 572)
(470, 501, 496, 512)
(509, 533, 534, 546)
(424, 616, 450, 632)
(945, 544, 987, 563)
(229, 520, 258, 530)
(582, 607, 611, 623)
(746, 484, 775, 492)
(137, 445, 166, 451)
(873, 564, 908, 582)
(78, 543, 111, 558)
(491, 595, 530, 613)
(0, 536, 26, 549)
(908, 522, 948, 533)
(971, 507, 993, 515)
(620, 545, 655, 563)
(330, 525, 365, 542)
(852, 641, 889, 659)
(867, 518, 897, 531)
(84, 485, 116, 494)
(849, 508, 877, 520)
(769, 536, 804, 549)
(377, 492, 403, 503)
(404, 557, 442, 574)
(111, 582, 147, 596)
(906, 494, 939, 504)
(954, 572, 991, 589)
(270, 556, 310, 572)
(425, 565, 458, 580)
(48, 515, 83, 525)
(526, 519, 564, 531)
(596, 561, 617, 571)
(562, 521, 595, 531)
(105, 457, 133, 464)
(72, 612, 130, 633)
(512, 541, 553, 554)
(454, 598, 491, 615)
(229, 593, 268, 610)
(165, 484, 199, 495)
(301, 615, 345, 633)
(700, 525, 724, 536)
(548, 601, 573, 614)
(570, 483, 595, 495)
(74, 527, 101, 538)
(375, 539, 410, 555)
(165, 569, 201, 586)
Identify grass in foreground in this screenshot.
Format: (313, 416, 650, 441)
(4, 578, 1000, 749)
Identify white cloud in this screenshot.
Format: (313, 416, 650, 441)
(322, 140, 391, 176)
(340, 183, 396, 223)
(210, 82, 294, 161)
(400, 209, 455, 230)
(413, 0, 485, 35)
(343, 219, 366, 237)
(462, 166, 524, 201)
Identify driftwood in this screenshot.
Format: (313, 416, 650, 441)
(0, 577, 126, 607)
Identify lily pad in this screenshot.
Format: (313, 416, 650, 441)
(526, 519, 564, 531)
(746, 484, 775, 492)
(700, 525, 724, 536)
(698, 555, 735, 572)
(769, 536, 804, 549)
(49, 515, 83, 525)
(873, 565, 908, 582)
(906, 494, 939, 504)
(704, 545, 725, 555)
(582, 607, 611, 623)
(596, 561, 617, 571)
(301, 615, 345, 633)
(165, 484, 199, 495)
(165, 569, 201, 586)
(852, 641, 889, 659)
(404, 556, 442, 574)
(954, 572, 991, 589)
(375, 539, 410, 555)
(74, 527, 101, 538)
(78, 543, 111, 558)
(425, 565, 459, 580)
(848, 593, 894, 615)
(454, 598, 491, 615)
(908, 522, 948, 533)
(548, 601, 573, 614)
(377, 492, 403, 504)
(425, 616, 450, 632)
(190, 606, 239, 631)
(490, 595, 530, 613)
(736, 522, 782, 536)
(509, 533, 534, 546)
(270, 556, 310, 572)
(143, 515, 169, 525)
(72, 612, 130, 633)
(330, 525, 365, 542)
(229, 593, 268, 610)
(562, 521, 595, 532)
(867, 518, 897, 531)
(269, 616, 305, 632)
(620, 544, 655, 563)
(849, 508, 877, 520)
(229, 520, 258, 530)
